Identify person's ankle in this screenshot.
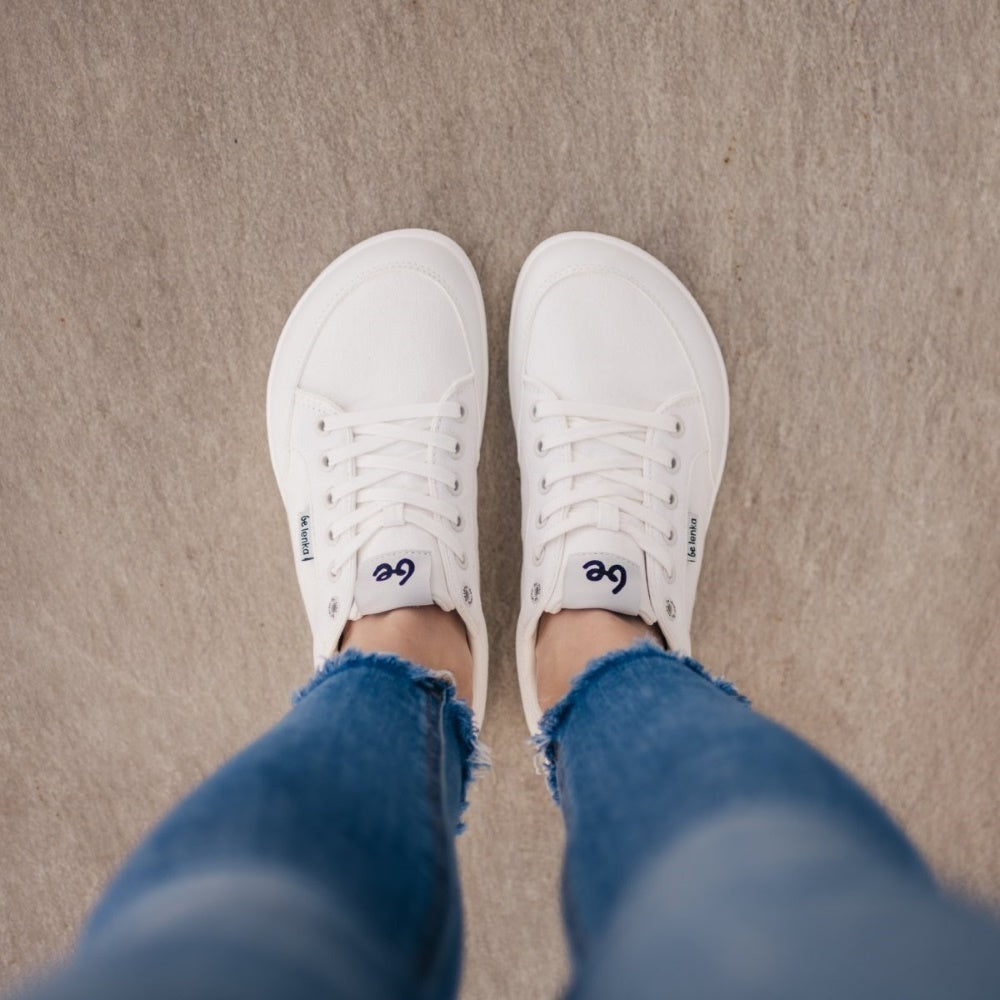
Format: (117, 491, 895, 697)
(340, 605, 474, 705)
(534, 609, 664, 712)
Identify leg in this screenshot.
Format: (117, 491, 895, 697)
(537, 626, 1000, 999)
(16, 641, 479, 1000)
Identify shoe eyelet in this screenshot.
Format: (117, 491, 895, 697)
(665, 566, 676, 583)
(669, 416, 685, 438)
(535, 510, 548, 528)
(452, 440, 462, 457)
(665, 598, 677, 620)
(668, 455, 680, 473)
(531, 549, 544, 566)
(448, 477, 462, 495)
(327, 492, 336, 506)
(535, 438, 546, 455)
(454, 514, 464, 530)
(318, 419, 327, 433)
(539, 476, 550, 494)
(328, 565, 340, 580)
(530, 402, 540, 422)
(666, 492, 678, 510)
(328, 529, 336, 541)
(322, 455, 331, 468)
(666, 527, 676, 545)
(456, 552, 468, 568)
(457, 403, 467, 421)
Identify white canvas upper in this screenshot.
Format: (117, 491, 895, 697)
(509, 232, 729, 734)
(267, 229, 489, 726)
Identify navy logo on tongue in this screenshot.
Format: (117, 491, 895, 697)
(562, 552, 641, 616)
(583, 559, 627, 594)
(356, 550, 433, 616)
(373, 558, 415, 585)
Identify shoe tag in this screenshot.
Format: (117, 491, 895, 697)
(561, 551, 642, 616)
(355, 550, 434, 615)
(296, 509, 314, 562)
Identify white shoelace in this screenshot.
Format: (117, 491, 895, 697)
(317, 401, 467, 577)
(531, 399, 686, 580)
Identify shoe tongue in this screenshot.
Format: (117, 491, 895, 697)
(353, 517, 448, 617)
(349, 414, 452, 617)
(546, 524, 649, 617)
(545, 413, 651, 617)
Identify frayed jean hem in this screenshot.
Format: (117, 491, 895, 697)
(292, 649, 489, 829)
(534, 641, 749, 804)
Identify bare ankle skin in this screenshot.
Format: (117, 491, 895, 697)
(534, 609, 664, 712)
(340, 606, 474, 705)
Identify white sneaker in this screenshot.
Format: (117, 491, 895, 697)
(509, 233, 729, 733)
(267, 229, 489, 725)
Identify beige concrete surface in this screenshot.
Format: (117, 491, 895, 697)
(2, 1, 999, 996)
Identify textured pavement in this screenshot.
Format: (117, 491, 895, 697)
(2, 2, 999, 996)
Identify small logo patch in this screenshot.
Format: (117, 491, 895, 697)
(373, 558, 415, 585)
(356, 550, 432, 615)
(686, 515, 698, 564)
(298, 512, 313, 562)
(563, 552, 641, 615)
(583, 559, 627, 595)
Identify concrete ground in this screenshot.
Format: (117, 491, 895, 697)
(2, 2, 998, 997)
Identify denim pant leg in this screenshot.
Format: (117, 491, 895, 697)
(14, 650, 480, 1000)
(539, 643, 1000, 1000)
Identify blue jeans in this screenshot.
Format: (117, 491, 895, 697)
(15, 646, 1000, 999)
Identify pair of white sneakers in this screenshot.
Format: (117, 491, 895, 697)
(266, 230, 729, 735)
